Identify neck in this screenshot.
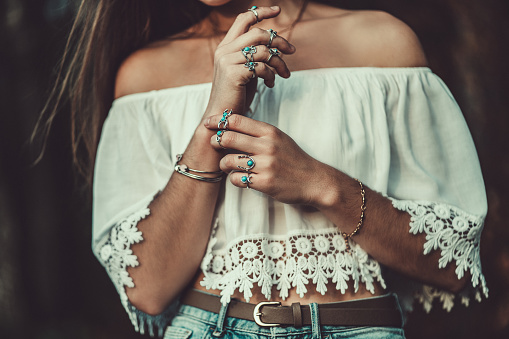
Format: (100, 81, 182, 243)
(207, 0, 306, 34)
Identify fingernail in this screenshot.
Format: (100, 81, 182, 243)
(290, 44, 296, 52)
(271, 6, 279, 11)
(204, 117, 210, 127)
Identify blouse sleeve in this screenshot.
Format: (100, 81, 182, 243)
(92, 97, 175, 336)
(382, 70, 488, 312)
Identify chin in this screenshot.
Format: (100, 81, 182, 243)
(199, 0, 233, 6)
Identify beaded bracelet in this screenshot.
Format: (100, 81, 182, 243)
(174, 154, 224, 183)
(340, 179, 366, 253)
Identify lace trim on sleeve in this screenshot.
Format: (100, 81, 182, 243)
(97, 206, 174, 337)
(200, 227, 386, 305)
(389, 198, 489, 311)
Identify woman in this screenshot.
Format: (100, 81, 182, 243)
(44, 0, 488, 337)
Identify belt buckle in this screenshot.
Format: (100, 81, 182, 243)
(253, 301, 282, 327)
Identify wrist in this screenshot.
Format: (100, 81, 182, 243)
(311, 167, 362, 233)
(308, 163, 342, 210)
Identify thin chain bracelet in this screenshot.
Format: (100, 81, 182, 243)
(341, 179, 366, 253)
(174, 154, 224, 183)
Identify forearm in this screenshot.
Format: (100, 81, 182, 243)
(126, 123, 223, 314)
(314, 163, 468, 292)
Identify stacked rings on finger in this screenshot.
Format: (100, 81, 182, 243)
(248, 6, 259, 23)
(241, 175, 253, 189)
(266, 48, 281, 64)
(267, 29, 277, 48)
(216, 130, 226, 149)
(244, 61, 258, 79)
(216, 109, 233, 149)
(242, 45, 257, 62)
(237, 155, 256, 171)
(218, 109, 233, 129)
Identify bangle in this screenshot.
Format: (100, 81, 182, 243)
(341, 179, 366, 253)
(174, 154, 224, 183)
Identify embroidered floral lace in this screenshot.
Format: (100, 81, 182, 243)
(199, 228, 385, 305)
(389, 198, 488, 312)
(96, 198, 487, 335)
(97, 207, 175, 336)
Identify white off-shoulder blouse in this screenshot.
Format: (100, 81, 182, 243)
(92, 67, 488, 336)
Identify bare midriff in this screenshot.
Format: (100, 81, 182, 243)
(191, 271, 384, 305)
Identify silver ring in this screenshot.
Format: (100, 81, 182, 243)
(241, 175, 253, 189)
(242, 45, 257, 62)
(216, 130, 226, 149)
(218, 109, 233, 130)
(267, 29, 277, 48)
(237, 155, 255, 171)
(248, 6, 259, 23)
(266, 48, 281, 64)
(244, 61, 257, 79)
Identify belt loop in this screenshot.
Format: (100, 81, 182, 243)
(309, 303, 322, 339)
(291, 302, 303, 328)
(212, 301, 230, 337)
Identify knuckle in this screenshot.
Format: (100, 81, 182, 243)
(224, 131, 236, 145)
(229, 114, 242, 128)
(255, 28, 268, 42)
(266, 126, 280, 139)
(265, 143, 277, 156)
(215, 53, 229, 68)
(258, 45, 270, 55)
(213, 48, 224, 62)
(237, 12, 251, 23)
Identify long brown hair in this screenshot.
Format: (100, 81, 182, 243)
(33, 0, 210, 186)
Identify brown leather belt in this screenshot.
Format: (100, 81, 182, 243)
(181, 289, 402, 328)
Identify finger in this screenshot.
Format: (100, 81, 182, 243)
(217, 60, 276, 88)
(243, 61, 276, 88)
(221, 6, 281, 46)
(210, 130, 269, 154)
(220, 154, 258, 173)
(231, 45, 290, 79)
(227, 27, 296, 56)
(205, 113, 274, 138)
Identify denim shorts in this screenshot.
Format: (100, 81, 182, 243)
(164, 296, 406, 339)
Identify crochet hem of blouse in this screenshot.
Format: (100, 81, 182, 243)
(96, 196, 488, 336)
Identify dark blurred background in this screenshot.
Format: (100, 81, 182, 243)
(0, 0, 508, 338)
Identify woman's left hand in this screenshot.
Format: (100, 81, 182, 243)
(205, 113, 332, 206)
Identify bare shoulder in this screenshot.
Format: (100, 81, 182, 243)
(290, 6, 427, 69)
(114, 38, 210, 99)
(336, 10, 428, 67)
(115, 47, 155, 99)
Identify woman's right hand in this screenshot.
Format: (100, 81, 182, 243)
(205, 6, 296, 117)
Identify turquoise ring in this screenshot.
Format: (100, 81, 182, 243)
(241, 175, 253, 189)
(267, 29, 277, 48)
(242, 45, 257, 62)
(244, 61, 257, 78)
(237, 155, 256, 171)
(216, 130, 226, 149)
(218, 109, 233, 130)
(267, 48, 281, 64)
(248, 6, 259, 22)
